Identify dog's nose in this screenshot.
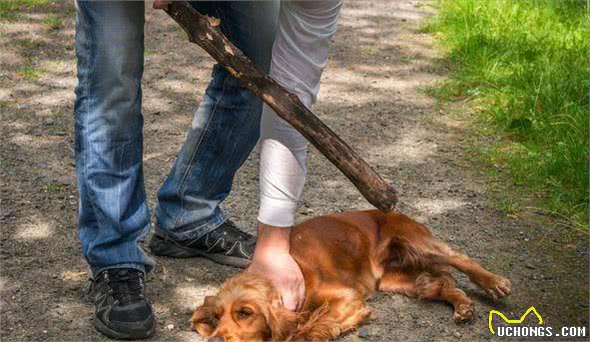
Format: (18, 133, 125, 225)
(208, 337, 225, 342)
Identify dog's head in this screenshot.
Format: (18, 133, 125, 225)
(191, 273, 300, 342)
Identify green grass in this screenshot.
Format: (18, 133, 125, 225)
(41, 15, 62, 30)
(425, 0, 589, 227)
(17, 38, 46, 50)
(39, 183, 65, 193)
(18, 65, 42, 79)
(0, 0, 50, 19)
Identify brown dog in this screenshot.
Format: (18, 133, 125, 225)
(191, 210, 511, 341)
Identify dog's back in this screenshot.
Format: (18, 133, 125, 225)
(289, 210, 433, 307)
(290, 210, 381, 304)
(289, 210, 509, 316)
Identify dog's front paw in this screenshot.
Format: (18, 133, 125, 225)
(453, 302, 474, 322)
(483, 275, 512, 300)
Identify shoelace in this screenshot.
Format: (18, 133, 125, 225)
(106, 269, 145, 306)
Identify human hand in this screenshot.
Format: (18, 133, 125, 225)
(247, 224, 305, 311)
(153, 0, 171, 10)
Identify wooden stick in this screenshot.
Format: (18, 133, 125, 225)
(165, 1, 398, 212)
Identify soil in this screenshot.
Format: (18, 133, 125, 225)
(1, 1, 588, 341)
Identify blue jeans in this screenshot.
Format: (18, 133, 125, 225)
(74, 1, 278, 277)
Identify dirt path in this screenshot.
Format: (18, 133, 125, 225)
(1, 1, 588, 341)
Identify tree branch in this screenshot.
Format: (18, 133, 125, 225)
(165, 1, 398, 212)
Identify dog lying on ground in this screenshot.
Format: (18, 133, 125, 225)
(191, 210, 511, 341)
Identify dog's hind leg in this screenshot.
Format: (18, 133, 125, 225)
(380, 221, 511, 301)
(378, 270, 417, 296)
(379, 269, 475, 322)
(432, 243, 511, 300)
(414, 270, 475, 322)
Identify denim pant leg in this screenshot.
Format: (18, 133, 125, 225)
(75, 1, 154, 277)
(156, 1, 279, 240)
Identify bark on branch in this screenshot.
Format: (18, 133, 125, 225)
(165, 1, 398, 212)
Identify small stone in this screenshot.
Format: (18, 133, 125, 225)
(43, 330, 48, 334)
(358, 327, 370, 338)
(453, 331, 461, 338)
(166, 324, 174, 331)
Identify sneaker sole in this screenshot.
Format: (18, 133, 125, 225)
(148, 235, 251, 268)
(95, 317, 155, 340)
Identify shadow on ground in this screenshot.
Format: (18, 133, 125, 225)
(0, 1, 587, 341)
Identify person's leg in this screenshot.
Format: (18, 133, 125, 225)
(250, 0, 343, 311)
(75, 1, 154, 338)
(153, 1, 278, 263)
(258, 0, 343, 228)
(75, 0, 153, 281)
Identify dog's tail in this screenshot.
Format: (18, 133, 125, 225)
(383, 234, 451, 270)
(384, 235, 427, 269)
(375, 212, 454, 270)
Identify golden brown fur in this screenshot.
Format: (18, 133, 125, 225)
(191, 210, 511, 341)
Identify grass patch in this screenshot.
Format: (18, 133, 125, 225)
(0, 0, 50, 19)
(40, 183, 65, 193)
(495, 198, 519, 215)
(17, 64, 42, 79)
(42, 15, 62, 30)
(425, 0, 589, 227)
(17, 38, 46, 50)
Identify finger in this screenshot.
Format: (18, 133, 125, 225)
(295, 300, 303, 311)
(296, 284, 305, 311)
(282, 293, 296, 311)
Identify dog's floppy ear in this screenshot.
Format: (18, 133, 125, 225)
(190, 295, 220, 338)
(263, 299, 300, 341)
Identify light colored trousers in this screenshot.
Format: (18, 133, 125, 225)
(258, 0, 343, 227)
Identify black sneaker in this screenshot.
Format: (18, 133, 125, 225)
(91, 268, 155, 340)
(148, 220, 255, 268)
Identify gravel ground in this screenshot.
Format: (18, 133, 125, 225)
(0, 1, 588, 341)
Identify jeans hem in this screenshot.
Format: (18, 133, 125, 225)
(155, 211, 226, 241)
(90, 263, 147, 280)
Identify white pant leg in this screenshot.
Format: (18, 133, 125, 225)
(258, 0, 342, 227)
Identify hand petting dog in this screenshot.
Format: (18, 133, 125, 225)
(247, 224, 305, 312)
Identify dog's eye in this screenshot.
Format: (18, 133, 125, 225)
(237, 308, 253, 319)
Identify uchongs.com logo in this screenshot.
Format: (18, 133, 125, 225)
(488, 306, 587, 338)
